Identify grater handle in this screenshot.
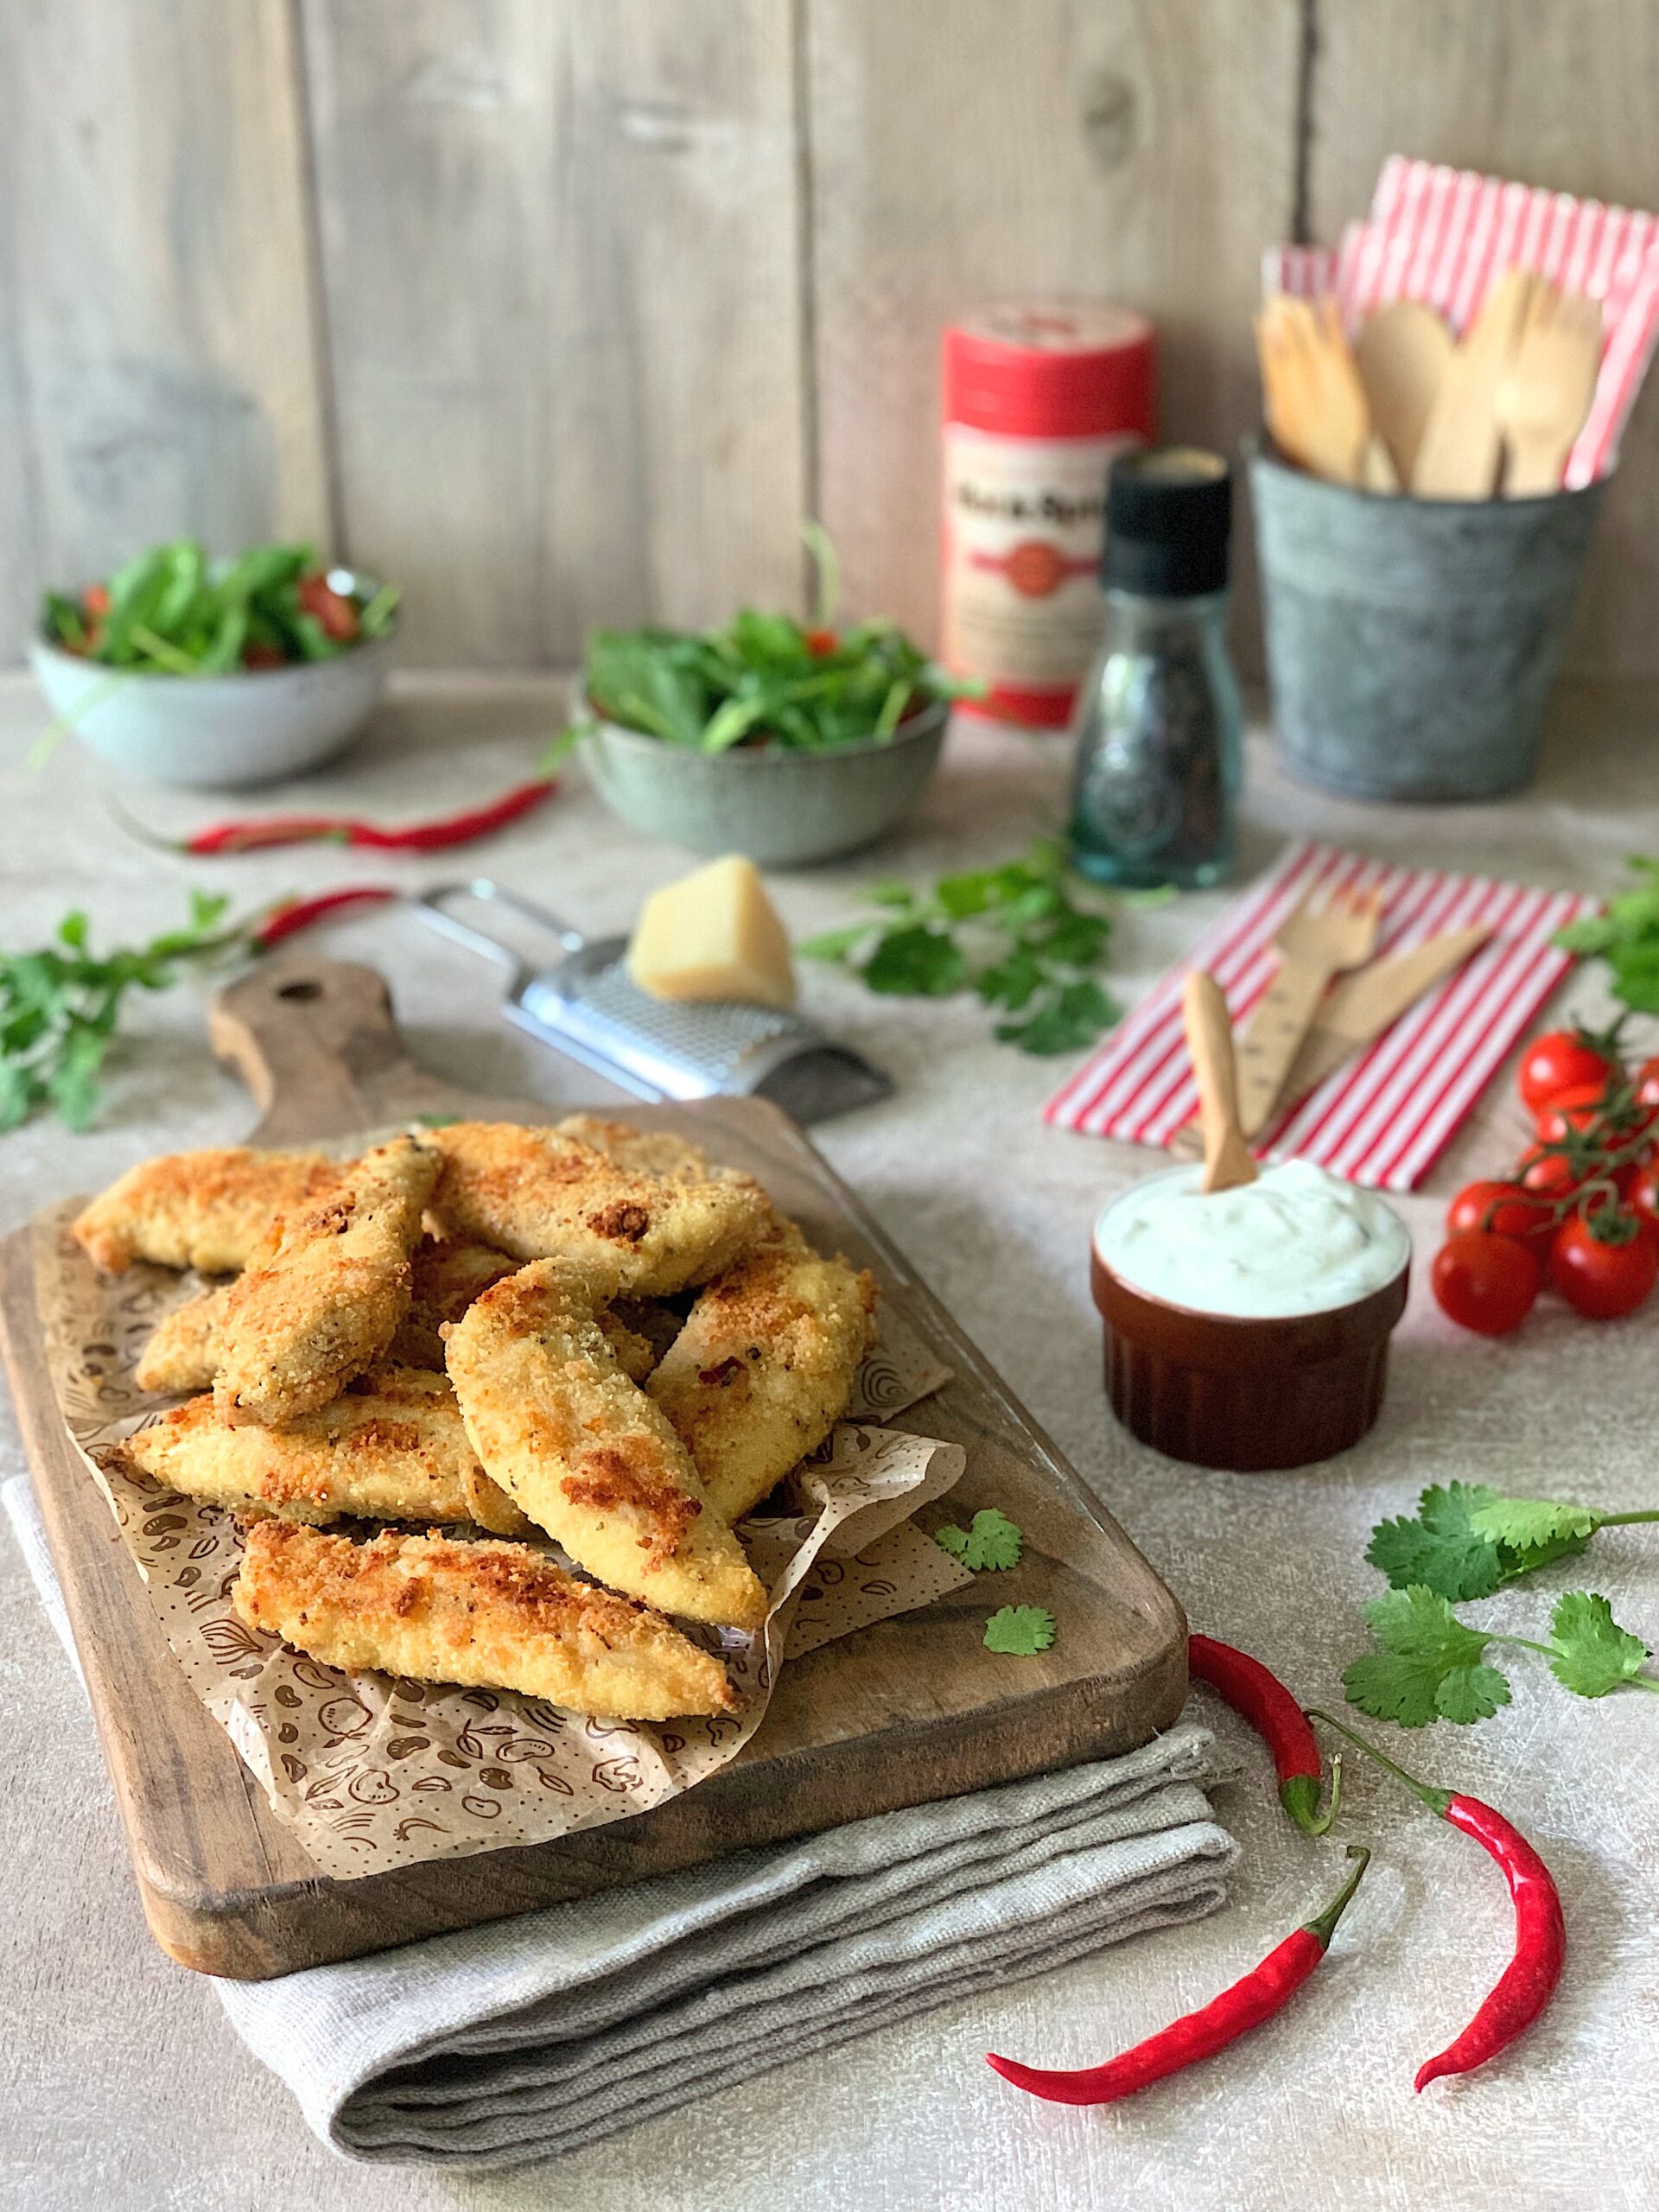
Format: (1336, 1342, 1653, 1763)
(414, 879, 590, 992)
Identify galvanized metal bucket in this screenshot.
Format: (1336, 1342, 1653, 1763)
(1250, 448, 1605, 803)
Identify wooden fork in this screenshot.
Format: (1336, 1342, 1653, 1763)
(1234, 887, 1384, 1138)
(1497, 285, 1602, 496)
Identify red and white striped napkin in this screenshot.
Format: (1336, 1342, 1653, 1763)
(1044, 842, 1597, 1192)
(1263, 156, 1659, 484)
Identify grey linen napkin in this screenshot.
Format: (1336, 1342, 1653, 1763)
(4, 1472, 1237, 2171)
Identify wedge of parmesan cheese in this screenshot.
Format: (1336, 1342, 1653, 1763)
(627, 855, 797, 1010)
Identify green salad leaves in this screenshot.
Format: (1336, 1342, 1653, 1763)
(559, 527, 969, 756)
(41, 540, 397, 676)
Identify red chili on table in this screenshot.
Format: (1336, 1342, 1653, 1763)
(1306, 1709, 1565, 2090)
(253, 887, 397, 948)
(988, 1847, 1370, 2107)
(1187, 1633, 1339, 1836)
(117, 777, 558, 857)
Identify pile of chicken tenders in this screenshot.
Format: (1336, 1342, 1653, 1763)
(71, 1116, 878, 1721)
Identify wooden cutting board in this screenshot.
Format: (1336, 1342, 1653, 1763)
(0, 957, 1186, 1980)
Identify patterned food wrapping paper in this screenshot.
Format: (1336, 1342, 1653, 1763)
(35, 1202, 973, 1883)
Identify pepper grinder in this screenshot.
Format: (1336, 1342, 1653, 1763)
(1067, 448, 1241, 890)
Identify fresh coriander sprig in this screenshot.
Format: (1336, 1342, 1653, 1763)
(799, 838, 1122, 1056)
(1343, 1584, 1659, 1728)
(0, 894, 248, 1131)
(1556, 857, 1659, 1012)
(1367, 1481, 1659, 1602)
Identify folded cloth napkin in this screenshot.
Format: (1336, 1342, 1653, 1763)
(4, 1474, 1236, 2171)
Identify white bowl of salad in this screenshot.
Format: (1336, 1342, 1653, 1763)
(30, 540, 400, 789)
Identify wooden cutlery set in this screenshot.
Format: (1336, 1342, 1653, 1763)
(1175, 896, 1491, 1157)
(1257, 270, 1602, 500)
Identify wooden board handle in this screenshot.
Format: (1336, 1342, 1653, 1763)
(207, 959, 416, 1145)
(1182, 970, 1257, 1193)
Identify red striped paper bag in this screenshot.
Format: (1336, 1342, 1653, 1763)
(1263, 157, 1659, 485)
(1044, 842, 1597, 1192)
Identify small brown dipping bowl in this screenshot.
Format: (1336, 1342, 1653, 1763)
(1090, 1245, 1409, 1472)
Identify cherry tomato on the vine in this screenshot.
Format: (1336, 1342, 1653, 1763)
(1549, 1211, 1659, 1319)
(1445, 1179, 1556, 1261)
(1518, 1145, 1582, 1202)
(1633, 1057, 1659, 1113)
(1533, 1081, 1617, 1143)
(1431, 1230, 1542, 1336)
(1517, 1030, 1622, 1116)
(1625, 1160, 1659, 1233)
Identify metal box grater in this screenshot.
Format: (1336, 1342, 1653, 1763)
(416, 880, 893, 1124)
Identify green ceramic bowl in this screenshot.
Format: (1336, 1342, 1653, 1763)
(581, 697, 949, 868)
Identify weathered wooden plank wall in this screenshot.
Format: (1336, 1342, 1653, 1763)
(1, 0, 1657, 671)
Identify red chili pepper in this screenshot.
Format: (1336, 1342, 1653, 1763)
(115, 778, 558, 857)
(988, 1847, 1370, 2107)
(253, 887, 397, 948)
(1306, 1710, 1565, 2089)
(1188, 1633, 1339, 1836)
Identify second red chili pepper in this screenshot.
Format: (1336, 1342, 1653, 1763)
(253, 887, 397, 947)
(1306, 1708, 1565, 2090)
(1188, 1633, 1340, 1837)
(988, 1847, 1370, 2107)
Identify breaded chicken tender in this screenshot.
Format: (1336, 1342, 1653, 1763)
(648, 1224, 878, 1522)
(121, 1365, 531, 1535)
(554, 1114, 717, 1184)
(213, 1135, 439, 1426)
(425, 1122, 768, 1297)
(385, 1238, 518, 1368)
(72, 1148, 344, 1275)
(135, 1236, 657, 1396)
(133, 1281, 232, 1395)
(445, 1259, 767, 1630)
(235, 1520, 736, 1720)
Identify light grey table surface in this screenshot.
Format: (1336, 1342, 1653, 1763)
(2, 671, 1655, 2212)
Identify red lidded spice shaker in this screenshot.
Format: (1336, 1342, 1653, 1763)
(941, 302, 1155, 728)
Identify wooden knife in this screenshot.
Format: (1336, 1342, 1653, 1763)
(1281, 924, 1494, 1100)
(1167, 925, 1491, 1156)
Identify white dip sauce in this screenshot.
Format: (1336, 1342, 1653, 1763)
(1093, 1159, 1410, 1319)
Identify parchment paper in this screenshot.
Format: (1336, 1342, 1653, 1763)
(33, 1204, 972, 1881)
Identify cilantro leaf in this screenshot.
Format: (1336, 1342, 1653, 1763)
(938, 1507, 1022, 1572)
(863, 925, 966, 998)
(1546, 1591, 1654, 1697)
(1343, 1586, 1512, 1728)
(796, 838, 1120, 1058)
(995, 979, 1119, 1055)
(984, 1605, 1056, 1656)
(1367, 1483, 1508, 1601)
(1468, 1497, 1600, 1551)
(0, 897, 251, 1131)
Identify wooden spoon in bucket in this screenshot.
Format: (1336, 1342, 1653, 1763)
(1183, 970, 1257, 1194)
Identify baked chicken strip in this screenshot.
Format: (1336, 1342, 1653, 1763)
(445, 1259, 767, 1630)
(133, 1238, 657, 1398)
(235, 1520, 736, 1720)
(554, 1113, 716, 1185)
(133, 1281, 232, 1395)
(121, 1365, 531, 1535)
(214, 1135, 439, 1426)
(425, 1122, 768, 1296)
(72, 1148, 345, 1275)
(648, 1224, 878, 1522)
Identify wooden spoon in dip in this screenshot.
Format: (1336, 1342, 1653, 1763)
(1183, 969, 1257, 1194)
